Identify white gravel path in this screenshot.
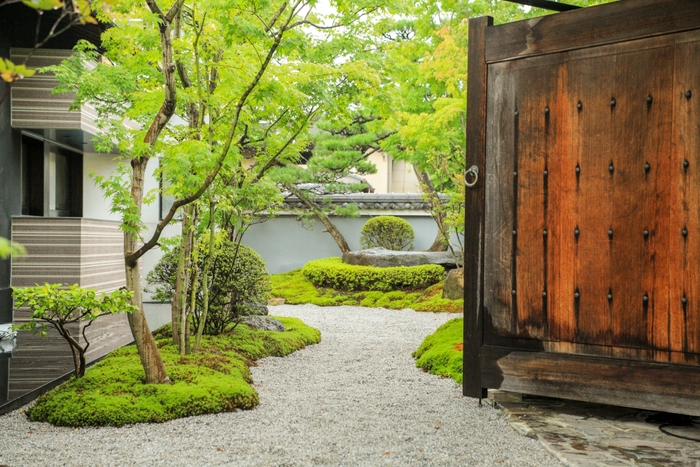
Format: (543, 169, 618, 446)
(0, 304, 563, 466)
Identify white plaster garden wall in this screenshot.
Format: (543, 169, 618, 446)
(242, 213, 451, 274)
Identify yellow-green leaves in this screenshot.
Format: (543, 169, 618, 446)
(0, 237, 25, 259)
(20, 0, 96, 23)
(0, 58, 36, 83)
(21, 0, 63, 11)
(12, 283, 137, 325)
(72, 0, 97, 24)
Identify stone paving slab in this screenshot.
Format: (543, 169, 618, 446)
(489, 390, 700, 467)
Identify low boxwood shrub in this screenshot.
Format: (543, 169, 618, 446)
(360, 216, 414, 251)
(271, 269, 462, 312)
(301, 257, 445, 292)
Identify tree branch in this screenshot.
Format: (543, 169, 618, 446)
(127, 2, 296, 265)
(253, 105, 319, 183)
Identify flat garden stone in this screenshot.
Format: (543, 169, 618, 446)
(342, 247, 461, 268)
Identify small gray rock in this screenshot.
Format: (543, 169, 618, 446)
(443, 267, 464, 300)
(241, 315, 286, 332)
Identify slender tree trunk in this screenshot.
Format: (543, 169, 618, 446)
(171, 230, 183, 345)
(70, 344, 86, 378)
(316, 211, 351, 254)
(194, 196, 215, 352)
(186, 260, 198, 354)
(125, 159, 169, 384)
(292, 188, 351, 254)
(185, 311, 192, 354)
(177, 204, 195, 355)
(413, 164, 449, 252)
(57, 326, 82, 376)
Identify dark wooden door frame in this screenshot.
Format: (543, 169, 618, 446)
(464, 15, 491, 399)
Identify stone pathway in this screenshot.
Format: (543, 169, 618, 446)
(490, 390, 700, 467)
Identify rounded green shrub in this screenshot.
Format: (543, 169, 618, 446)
(302, 257, 445, 292)
(147, 240, 271, 335)
(360, 216, 414, 251)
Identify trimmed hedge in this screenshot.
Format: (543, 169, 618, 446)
(301, 257, 445, 292)
(270, 270, 463, 312)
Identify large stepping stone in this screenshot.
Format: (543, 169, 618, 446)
(342, 247, 461, 268)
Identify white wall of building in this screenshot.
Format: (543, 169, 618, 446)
(82, 153, 180, 300)
(391, 159, 421, 193)
(363, 151, 421, 194)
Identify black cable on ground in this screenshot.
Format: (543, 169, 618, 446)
(646, 412, 700, 442)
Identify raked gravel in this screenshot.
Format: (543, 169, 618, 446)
(0, 304, 563, 467)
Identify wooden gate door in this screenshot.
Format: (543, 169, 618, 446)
(465, 0, 700, 415)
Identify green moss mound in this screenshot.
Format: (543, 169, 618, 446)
(302, 257, 445, 292)
(271, 269, 462, 312)
(27, 317, 320, 427)
(413, 318, 463, 383)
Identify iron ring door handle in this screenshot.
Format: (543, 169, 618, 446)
(465, 165, 479, 187)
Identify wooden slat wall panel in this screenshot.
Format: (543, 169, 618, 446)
(11, 218, 126, 292)
(607, 48, 672, 350)
(562, 55, 615, 346)
(637, 49, 674, 359)
(9, 48, 99, 133)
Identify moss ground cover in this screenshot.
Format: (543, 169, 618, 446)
(27, 317, 320, 427)
(271, 268, 463, 313)
(413, 318, 463, 383)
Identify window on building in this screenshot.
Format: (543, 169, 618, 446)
(21, 134, 83, 217)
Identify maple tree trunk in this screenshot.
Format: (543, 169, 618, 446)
(414, 164, 449, 252)
(125, 158, 169, 384)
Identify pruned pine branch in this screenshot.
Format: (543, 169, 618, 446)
(253, 105, 319, 183)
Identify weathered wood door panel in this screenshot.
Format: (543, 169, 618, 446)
(555, 52, 616, 348)
(670, 39, 700, 360)
(484, 42, 683, 354)
(466, 1, 700, 414)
